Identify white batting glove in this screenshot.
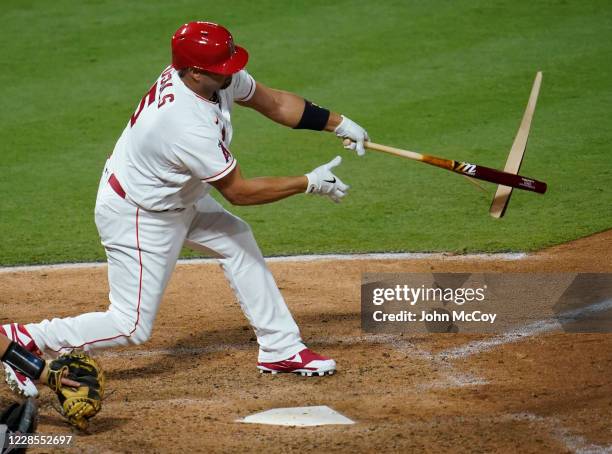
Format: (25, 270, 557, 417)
(305, 156, 350, 203)
(334, 115, 370, 157)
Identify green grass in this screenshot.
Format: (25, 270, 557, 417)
(1, 0, 611, 265)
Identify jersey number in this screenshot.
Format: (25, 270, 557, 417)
(129, 68, 175, 127)
(130, 83, 157, 127)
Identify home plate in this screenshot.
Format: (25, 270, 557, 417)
(236, 406, 355, 427)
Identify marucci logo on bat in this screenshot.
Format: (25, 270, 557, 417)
(454, 162, 477, 175)
(520, 178, 536, 189)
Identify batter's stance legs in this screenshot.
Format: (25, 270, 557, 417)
(26, 188, 304, 361)
(26, 181, 189, 354)
(185, 196, 305, 362)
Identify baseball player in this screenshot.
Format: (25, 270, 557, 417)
(2, 21, 369, 397)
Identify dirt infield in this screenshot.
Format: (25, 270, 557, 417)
(1, 231, 611, 453)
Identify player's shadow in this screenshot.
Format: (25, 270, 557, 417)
(104, 321, 258, 381)
(38, 413, 129, 433)
(105, 310, 359, 381)
(551, 273, 612, 332)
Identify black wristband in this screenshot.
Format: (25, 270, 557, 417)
(1, 341, 45, 380)
(294, 100, 330, 131)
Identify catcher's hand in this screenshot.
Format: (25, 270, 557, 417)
(45, 353, 105, 430)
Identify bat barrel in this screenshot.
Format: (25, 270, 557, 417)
(460, 162, 547, 194)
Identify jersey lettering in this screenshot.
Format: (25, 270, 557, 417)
(129, 68, 177, 127)
(160, 67, 173, 94)
(160, 68, 172, 88)
(158, 94, 174, 108)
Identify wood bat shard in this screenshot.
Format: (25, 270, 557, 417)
(490, 72, 543, 218)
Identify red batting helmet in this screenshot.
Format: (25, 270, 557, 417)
(171, 21, 249, 75)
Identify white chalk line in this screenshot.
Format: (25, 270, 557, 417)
(439, 298, 612, 360)
(0, 248, 532, 392)
(0, 251, 528, 274)
(388, 413, 611, 453)
(98, 403, 610, 451)
(98, 321, 612, 450)
(99, 299, 611, 391)
(96, 401, 611, 452)
(97, 298, 610, 382)
(506, 413, 612, 454)
(100, 333, 486, 389)
(360, 334, 488, 388)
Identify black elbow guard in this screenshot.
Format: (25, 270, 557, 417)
(1, 341, 45, 380)
(294, 100, 330, 131)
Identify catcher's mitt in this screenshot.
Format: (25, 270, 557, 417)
(46, 353, 105, 430)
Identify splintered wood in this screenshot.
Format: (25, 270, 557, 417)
(490, 72, 542, 218)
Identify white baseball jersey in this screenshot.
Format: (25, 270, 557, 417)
(108, 66, 256, 211)
(25, 63, 307, 367)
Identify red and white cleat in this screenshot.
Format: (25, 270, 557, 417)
(257, 348, 336, 377)
(0, 323, 41, 397)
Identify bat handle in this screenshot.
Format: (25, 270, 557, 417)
(341, 138, 375, 151)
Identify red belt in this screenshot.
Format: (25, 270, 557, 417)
(108, 173, 126, 199)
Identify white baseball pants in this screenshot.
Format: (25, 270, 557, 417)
(27, 171, 305, 362)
